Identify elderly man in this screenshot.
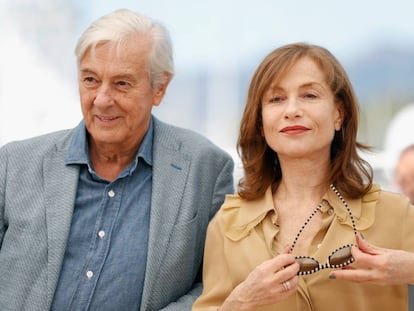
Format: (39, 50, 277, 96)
(0, 9, 234, 311)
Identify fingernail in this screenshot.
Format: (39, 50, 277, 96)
(329, 274, 336, 279)
(360, 232, 365, 239)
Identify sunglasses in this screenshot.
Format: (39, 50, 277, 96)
(290, 184, 357, 276)
(295, 244, 355, 275)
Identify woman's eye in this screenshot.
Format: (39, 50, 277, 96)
(269, 96, 284, 103)
(304, 93, 317, 99)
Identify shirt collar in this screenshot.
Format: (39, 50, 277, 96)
(223, 187, 275, 241)
(224, 184, 381, 241)
(65, 120, 89, 166)
(65, 117, 154, 173)
(324, 184, 380, 230)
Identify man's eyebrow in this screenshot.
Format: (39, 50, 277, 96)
(79, 68, 96, 75)
(112, 73, 137, 81)
(79, 69, 138, 82)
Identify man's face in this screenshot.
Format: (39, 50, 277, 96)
(78, 34, 167, 149)
(395, 151, 414, 204)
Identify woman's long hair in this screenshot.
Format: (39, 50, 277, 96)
(237, 42, 372, 200)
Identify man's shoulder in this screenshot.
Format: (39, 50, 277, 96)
(153, 118, 231, 155)
(154, 117, 207, 140)
(0, 128, 74, 156)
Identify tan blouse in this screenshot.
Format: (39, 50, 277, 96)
(193, 184, 414, 311)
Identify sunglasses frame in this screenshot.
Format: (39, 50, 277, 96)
(295, 244, 355, 275)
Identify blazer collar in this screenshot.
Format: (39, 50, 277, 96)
(43, 143, 79, 305)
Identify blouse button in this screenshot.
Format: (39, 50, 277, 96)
(327, 208, 334, 216)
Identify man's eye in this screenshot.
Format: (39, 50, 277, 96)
(83, 77, 96, 84)
(116, 81, 130, 87)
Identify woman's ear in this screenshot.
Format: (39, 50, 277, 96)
(334, 103, 344, 131)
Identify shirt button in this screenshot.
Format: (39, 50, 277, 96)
(86, 271, 94, 279)
(327, 208, 334, 216)
(322, 199, 329, 205)
(108, 190, 115, 198)
(98, 230, 106, 238)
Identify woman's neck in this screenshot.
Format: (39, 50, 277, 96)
(275, 156, 331, 202)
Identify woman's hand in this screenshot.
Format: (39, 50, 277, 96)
(220, 248, 299, 311)
(329, 233, 414, 285)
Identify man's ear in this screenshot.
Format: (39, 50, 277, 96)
(153, 73, 172, 106)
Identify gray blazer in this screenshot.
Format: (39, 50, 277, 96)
(0, 117, 234, 311)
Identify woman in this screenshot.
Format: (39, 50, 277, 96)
(193, 43, 414, 310)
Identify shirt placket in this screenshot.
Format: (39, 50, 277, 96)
(69, 181, 123, 310)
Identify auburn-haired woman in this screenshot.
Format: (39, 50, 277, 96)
(193, 43, 414, 311)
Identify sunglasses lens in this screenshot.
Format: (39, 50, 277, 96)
(295, 257, 319, 273)
(329, 245, 354, 267)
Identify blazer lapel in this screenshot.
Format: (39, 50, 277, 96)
(141, 123, 191, 308)
(43, 150, 79, 304)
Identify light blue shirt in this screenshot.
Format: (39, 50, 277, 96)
(51, 118, 153, 311)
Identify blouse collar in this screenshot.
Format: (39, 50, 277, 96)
(223, 184, 381, 241)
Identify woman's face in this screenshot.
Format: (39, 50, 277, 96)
(261, 57, 343, 162)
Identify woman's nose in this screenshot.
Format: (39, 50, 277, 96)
(284, 97, 302, 119)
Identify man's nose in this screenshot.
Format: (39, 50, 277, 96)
(94, 84, 113, 106)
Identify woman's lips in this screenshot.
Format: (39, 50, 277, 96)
(280, 125, 309, 135)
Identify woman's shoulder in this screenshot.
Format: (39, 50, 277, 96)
(361, 184, 411, 221)
(364, 183, 410, 206)
(222, 193, 244, 207)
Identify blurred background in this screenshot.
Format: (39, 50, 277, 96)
(1, 0, 414, 190)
